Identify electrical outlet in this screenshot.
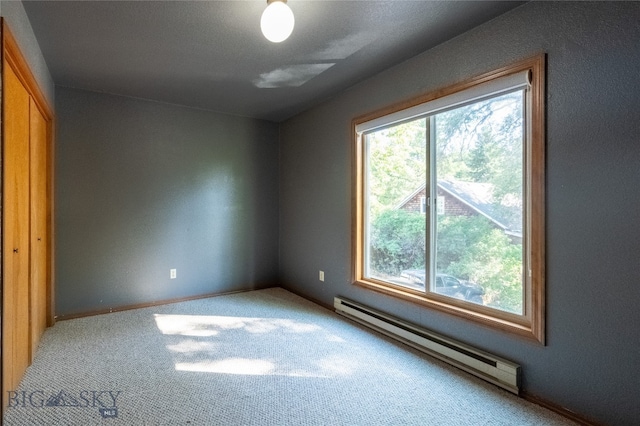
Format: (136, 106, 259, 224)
(170, 269, 177, 279)
(319, 270, 325, 282)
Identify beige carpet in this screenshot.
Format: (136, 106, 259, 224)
(4, 288, 575, 425)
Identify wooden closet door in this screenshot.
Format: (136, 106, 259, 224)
(2, 61, 32, 394)
(30, 98, 48, 360)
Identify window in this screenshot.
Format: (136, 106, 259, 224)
(353, 56, 545, 343)
(419, 197, 427, 214)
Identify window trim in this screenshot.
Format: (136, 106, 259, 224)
(352, 55, 545, 343)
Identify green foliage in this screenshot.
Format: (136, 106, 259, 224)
(367, 119, 426, 214)
(437, 216, 523, 313)
(437, 92, 523, 205)
(370, 210, 425, 276)
(435, 215, 494, 271)
(369, 212, 523, 313)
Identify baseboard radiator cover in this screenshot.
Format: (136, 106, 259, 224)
(334, 297, 521, 395)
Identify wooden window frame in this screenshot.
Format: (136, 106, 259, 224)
(352, 55, 545, 343)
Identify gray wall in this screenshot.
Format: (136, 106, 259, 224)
(56, 87, 279, 316)
(279, 2, 640, 425)
(1, 0, 54, 107)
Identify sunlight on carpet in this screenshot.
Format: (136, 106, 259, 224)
(156, 313, 353, 378)
(154, 314, 323, 336)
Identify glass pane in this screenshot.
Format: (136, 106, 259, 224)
(364, 118, 427, 291)
(433, 91, 524, 314)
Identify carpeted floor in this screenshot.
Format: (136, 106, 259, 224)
(4, 288, 575, 425)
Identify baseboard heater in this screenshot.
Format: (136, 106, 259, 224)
(334, 297, 521, 395)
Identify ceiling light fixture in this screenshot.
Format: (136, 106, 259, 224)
(261, 0, 295, 43)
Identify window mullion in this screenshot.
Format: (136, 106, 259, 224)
(425, 115, 437, 296)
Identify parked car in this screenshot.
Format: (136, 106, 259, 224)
(400, 270, 484, 303)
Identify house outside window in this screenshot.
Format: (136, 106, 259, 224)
(353, 56, 545, 342)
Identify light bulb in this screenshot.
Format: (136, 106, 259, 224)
(261, 1, 295, 43)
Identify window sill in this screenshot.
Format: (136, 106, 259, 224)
(354, 278, 543, 344)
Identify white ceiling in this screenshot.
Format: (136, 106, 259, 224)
(23, 1, 524, 122)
